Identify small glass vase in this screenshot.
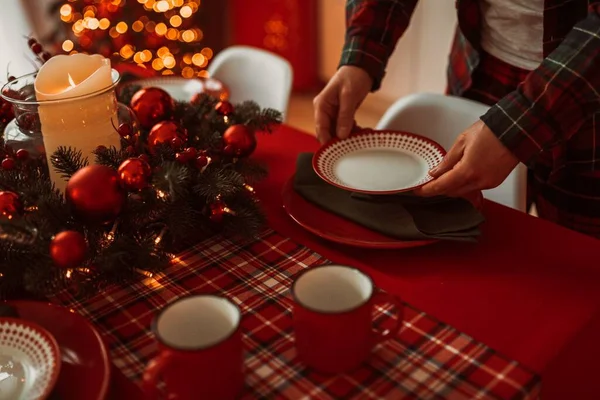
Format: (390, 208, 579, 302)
(1, 69, 137, 192)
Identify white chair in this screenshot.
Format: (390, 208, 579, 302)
(376, 92, 527, 212)
(208, 46, 293, 121)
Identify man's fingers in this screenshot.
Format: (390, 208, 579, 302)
(336, 94, 356, 140)
(314, 99, 334, 144)
(430, 136, 466, 177)
(416, 164, 472, 197)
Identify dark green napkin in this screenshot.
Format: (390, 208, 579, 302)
(0, 304, 63, 400)
(293, 153, 484, 242)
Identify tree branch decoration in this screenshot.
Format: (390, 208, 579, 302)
(0, 83, 281, 299)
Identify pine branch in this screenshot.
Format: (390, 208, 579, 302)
(244, 108, 283, 133)
(193, 167, 245, 199)
(93, 145, 129, 169)
(117, 84, 142, 106)
(234, 158, 268, 183)
(221, 193, 265, 238)
(153, 161, 191, 200)
(51, 146, 89, 180)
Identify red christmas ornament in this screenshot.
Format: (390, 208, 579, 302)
(183, 147, 197, 159)
(210, 201, 227, 223)
(175, 152, 189, 164)
(215, 101, 234, 116)
(138, 154, 150, 163)
(195, 154, 210, 169)
(170, 137, 184, 150)
(117, 123, 133, 138)
(30, 42, 42, 54)
(1, 158, 15, 170)
(0, 97, 14, 124)
(15, 149, 29, 161)
(222, 125, 256, 158)
(49, 231, 88, 269)
(117, 158, 152, 191)
(130, 87, 175, 129)
(148, 121, 186, 154)
(0, 191, 22, 219)
(66, 165, 125, 224)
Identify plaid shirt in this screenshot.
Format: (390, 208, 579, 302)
(340, 0, 600, 237)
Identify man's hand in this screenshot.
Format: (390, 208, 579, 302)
(313, 66, 373, 144)
(415, 120, 519, 198)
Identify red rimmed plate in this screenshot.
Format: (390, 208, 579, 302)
(282, 176, 437, 249)
(313, 130, 446, 195)
(0, 317, 61, 400)
(6, 301, 110, 400)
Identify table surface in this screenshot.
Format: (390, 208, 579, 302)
(253, 125, 600, 400)
(111, 125, 600, 399)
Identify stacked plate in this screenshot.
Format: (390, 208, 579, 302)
(282, 130, 476, 249)
(1, 301, 110, 400)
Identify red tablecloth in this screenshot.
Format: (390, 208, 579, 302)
(109, 124, 600, 398)
(252, 125, 600, 399)
(57, 230, 538, 399)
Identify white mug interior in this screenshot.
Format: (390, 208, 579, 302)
(293, 265, 373, 313)
(156, 295, 240, 350)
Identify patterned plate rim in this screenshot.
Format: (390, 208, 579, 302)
(312, 130, 447, 195)
(0, 317, 62, 399)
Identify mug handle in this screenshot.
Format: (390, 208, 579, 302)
(372, 290, 404, 344)
(142, 350, 175, 400)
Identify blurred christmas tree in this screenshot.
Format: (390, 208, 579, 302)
(47, 0, 214, 78)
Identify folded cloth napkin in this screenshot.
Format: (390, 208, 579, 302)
(293, 153, 485, 242)
(0, 304, 62, 400)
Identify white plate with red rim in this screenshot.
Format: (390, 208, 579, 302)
(0, 317, 61, 400)
(312, 130, 446, 194)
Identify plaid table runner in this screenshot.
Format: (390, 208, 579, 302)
(52, 230, 540, 399)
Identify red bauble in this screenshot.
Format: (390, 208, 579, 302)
(130, 87, 175, 129)
(183, 147, 197, 159)
(175, 152, 189, 164)
(215, 101, 234, 116)
(66, 165, 125, 224)
(117, 158, 152, 191)
(195, 154, 210, 169)
(170, 137, 184, 150)
(1, 158, 15, 170)
(0, 98, 14, 124)
(16, 149, 29, 160)
(148, 121, 187, 154)
(117, 123, 133, 138)
(210, 201, 227, 223)
(0, 191, 22, 219)
(49, 231, 87, 269)
(222, 125, 256, 158)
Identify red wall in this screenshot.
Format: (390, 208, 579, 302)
(230, 0, 319, 91)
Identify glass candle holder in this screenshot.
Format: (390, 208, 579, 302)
(1, 69, 129, 193)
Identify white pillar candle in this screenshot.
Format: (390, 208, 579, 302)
(34, 54, 121, 193)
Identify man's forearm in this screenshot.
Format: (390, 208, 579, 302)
(481, 4, 600, 167)
(339, 0, 418, 91)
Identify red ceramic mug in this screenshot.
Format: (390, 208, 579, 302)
(291, 265, 403, 374)
(142, 295, 244, 399)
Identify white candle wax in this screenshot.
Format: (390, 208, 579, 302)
(34, 54, 121, 193)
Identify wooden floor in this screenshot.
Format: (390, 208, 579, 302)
(286, 93, 383, 135)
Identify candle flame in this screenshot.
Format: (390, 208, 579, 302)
(67, 73, 76, 87)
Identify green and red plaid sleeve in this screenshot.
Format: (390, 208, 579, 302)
(481, 4, 600, 167)
(339, 0, 419, 91)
